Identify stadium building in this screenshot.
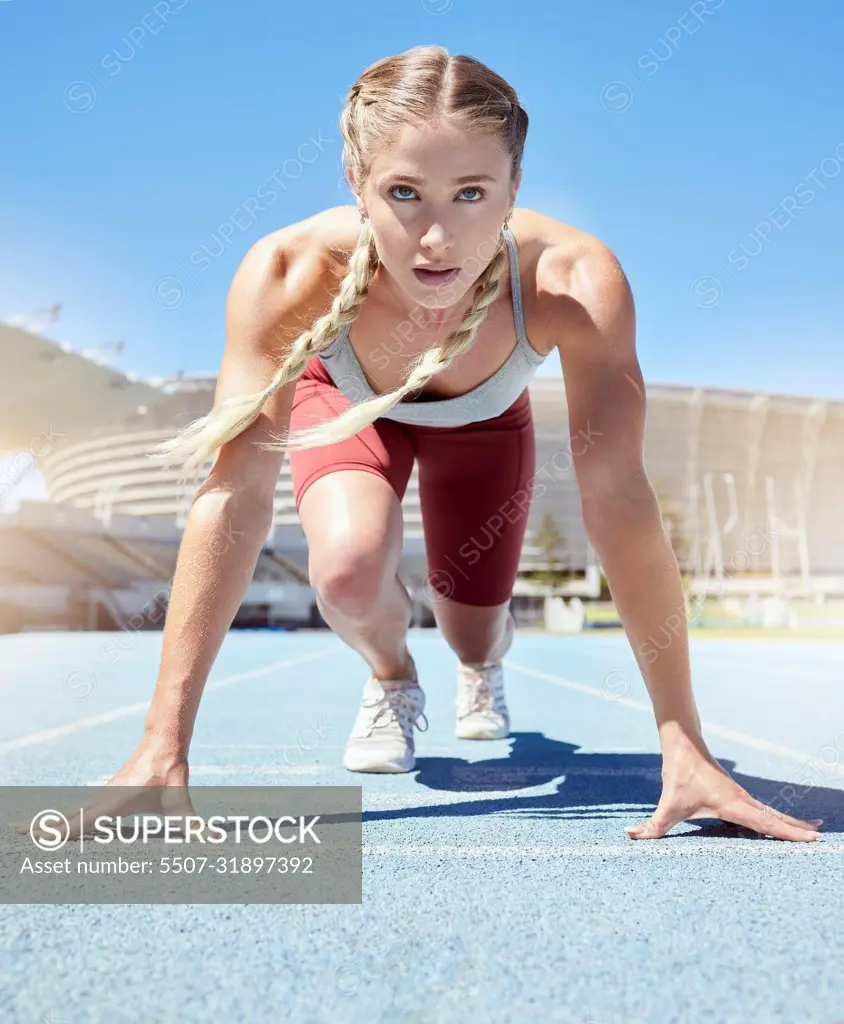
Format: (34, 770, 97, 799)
(2, 321, 843, 633)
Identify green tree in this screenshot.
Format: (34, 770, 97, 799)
(526, 513, 571, 586)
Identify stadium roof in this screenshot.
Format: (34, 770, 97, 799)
(2, 321, 840, 460)
(0, 323, 164, 456)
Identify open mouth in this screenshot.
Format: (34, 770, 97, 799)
(412, 267, 460, 286)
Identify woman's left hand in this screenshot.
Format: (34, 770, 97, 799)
(625, 745, 823, 842)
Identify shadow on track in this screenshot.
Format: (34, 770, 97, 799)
(360, 730, 842, 838)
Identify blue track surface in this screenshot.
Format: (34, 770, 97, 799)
(1, 629, 843, 1024)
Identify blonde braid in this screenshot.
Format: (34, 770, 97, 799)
(270, 227, 511, 452)
(147, 220, 380, 487)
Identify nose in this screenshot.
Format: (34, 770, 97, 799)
(419, 221, 455, 253)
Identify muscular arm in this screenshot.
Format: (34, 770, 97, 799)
(145, 230, 332, 752)
(538, 240, 822, 843)
(547, 242, 703, 750)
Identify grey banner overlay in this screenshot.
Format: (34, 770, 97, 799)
(1, 786, 362, 905)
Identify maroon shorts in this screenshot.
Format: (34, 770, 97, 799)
(288, 357, 536, 607)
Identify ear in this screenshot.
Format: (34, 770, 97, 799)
(345, 168, 361, 199)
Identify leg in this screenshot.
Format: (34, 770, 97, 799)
(415, 390, 535, 737)
(288, 367, 425, 773)
(288, 366, 416, 680)
(299, 470, 415, 681)
(432, 598, 513, 668)
(416, 388, 535, 656)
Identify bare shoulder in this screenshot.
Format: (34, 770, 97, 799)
(513, 208, 634, 356)
(266, 203, 362, 279)
(226, 205, 360, 349)
(206, 206, 361, 490)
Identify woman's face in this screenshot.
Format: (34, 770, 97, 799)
(358, 118, 519, 324)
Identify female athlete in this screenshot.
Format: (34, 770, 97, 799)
(27, 45, 821, 844)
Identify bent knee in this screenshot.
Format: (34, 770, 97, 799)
(310, 547, 394, 615)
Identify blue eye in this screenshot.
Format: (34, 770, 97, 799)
(388, 185, 487, 202)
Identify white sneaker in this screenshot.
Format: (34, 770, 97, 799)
(455, 615, 514, 740)
(455, 661, 510, 739)
(343, 675, 428, 773)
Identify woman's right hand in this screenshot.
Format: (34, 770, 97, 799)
(11, 735, 197, 843)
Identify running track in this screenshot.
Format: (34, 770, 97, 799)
(1, 629, 842, 1024)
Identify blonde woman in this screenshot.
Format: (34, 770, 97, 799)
(34, 45, 821, 843)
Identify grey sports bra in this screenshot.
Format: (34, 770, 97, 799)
(317, 224, 550, 426)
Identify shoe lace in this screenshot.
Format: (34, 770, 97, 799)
(458, 665, 497, 716)
(363, 689, 429, 737)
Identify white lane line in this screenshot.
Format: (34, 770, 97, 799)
(182, 764, 327, 775)
(190, 744, 465, 754)
(191, 744, 313, 749)
(84, 764, 329, 785)
(0, 650, 337, 754)
(505, 660, 844, 779)
(362, 842, 844, 857)
(363, 781, 566, 808)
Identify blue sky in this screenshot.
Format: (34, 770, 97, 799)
(1, 0, 842, 422)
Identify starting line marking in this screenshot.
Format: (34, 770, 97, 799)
(362, 842, 844, 857)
